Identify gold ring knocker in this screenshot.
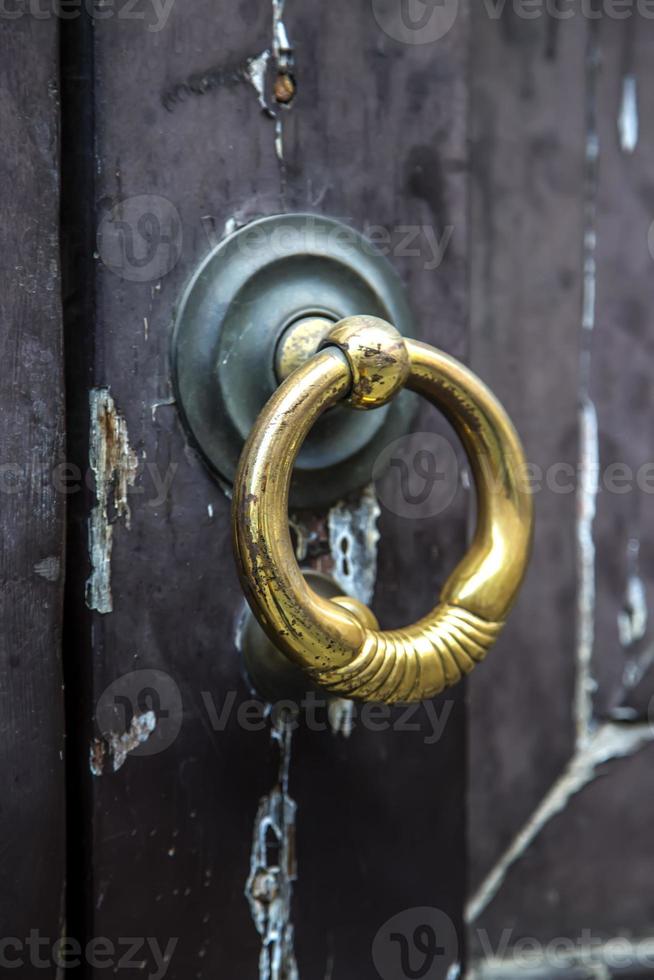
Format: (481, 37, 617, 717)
(232, 316, 533, 704)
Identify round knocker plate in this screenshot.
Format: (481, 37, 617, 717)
(171, 213, 418, 508)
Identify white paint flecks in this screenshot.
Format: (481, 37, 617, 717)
(89, 709, 156, 776)
(620, 643, 654, 699)
(246, 716, 298, 980)
(328, 485, 381, 606)
(246, 50, 272, 112)
(574, 23, 601, 750)
(234, 602, 247, 654)
(272, 0, 293, 166)
(618, 574, 648, 647)
(465, 722, 654, 924)
(324, 486, 380, 739)
(575, 397, 599, 747)
(86, 388, 138, 614)
(273, 0, 292, 70)
(328, 698, 354, 738)
(223, 216, 239, 238)
(581, 230, 597, 333)
(618, 538, 648, 649)
(151, 395, 176, 422)
(34, 556, 61, 582)
(618, 74, 639, 154)
(274, 118, 284, 163)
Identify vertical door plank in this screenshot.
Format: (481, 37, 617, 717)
(468, 9, 654, 972)
(589, 19, 654, 722)
(74, 6, 282, 974)
(468, 7, 586, 903)
(0, 14, 66, 966)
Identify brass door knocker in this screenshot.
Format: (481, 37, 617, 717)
(232, 316, 533, 704)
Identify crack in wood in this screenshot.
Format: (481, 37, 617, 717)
(465, 722, 654, 925)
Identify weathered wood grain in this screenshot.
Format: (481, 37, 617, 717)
(468, 4, 586, 898)
(65, 1, 471, 977)
(468, 7, 654, 972)
(590, 17, 654, 722)
(0, 13, 66, 967)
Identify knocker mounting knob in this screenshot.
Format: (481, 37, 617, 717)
(232, 315, 533, 704)
(319, 316, 410, 409)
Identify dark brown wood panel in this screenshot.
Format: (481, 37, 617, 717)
(590, 17, 654, 722)
(64, 2, 472, 977)
(0, 12, 66, 965)
(467, 7, 654, 974)
(468, 740, 654, 968)
(82, 4, 280, 970)
(468, 5, 586, 897)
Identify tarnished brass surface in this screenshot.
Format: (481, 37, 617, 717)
(232, 316, 533, 703)
(319, 315, 411, 409)
(275, 316, 335, 382)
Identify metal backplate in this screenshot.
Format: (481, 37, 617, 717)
(172, 213, 417, 507)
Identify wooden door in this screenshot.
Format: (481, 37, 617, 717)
(2, 2, 654, 979)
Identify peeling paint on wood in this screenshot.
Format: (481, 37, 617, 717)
(271, 0, 294, 169)
(617, 539, 647, 650)
(90, 710, 156, 776)
(618, 74, 639, 154)
(150, 395, 175, 422)
(327, 698, 354, 738)
(286, 489, 383, 737)
(246, 50, 272, 113)
(574, 19, 601, 750)
(272, 0, 294, 97)
(328, 485, 380, 606)
(86, 388, 138, 615)
(246, 716, 298, 980)
(274, 119, 284, 164)
(575, 397, 598, 746)
(610, 539, 652, 718)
